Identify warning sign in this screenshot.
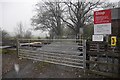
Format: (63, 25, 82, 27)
(94, 9, 111, 24)
(94, 9, 111, 34)
(111, 36, 117, 46)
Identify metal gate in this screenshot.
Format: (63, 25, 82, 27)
(17, 39, 86, 69)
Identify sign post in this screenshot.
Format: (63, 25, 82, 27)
(94, 9, 112, 35)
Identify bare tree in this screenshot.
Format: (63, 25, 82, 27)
(0, 29, 10, 40)
(0, 28, 11, 46)
(24, 30, 32, 39)
(14, 22, 24, 39)
(101, 2, 118, 9)
(59, 0, 103, 38)
(14, 22, 33, 39)
(31, 0, 65, 38)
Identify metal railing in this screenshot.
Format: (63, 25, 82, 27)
(17, 39, 86, 69)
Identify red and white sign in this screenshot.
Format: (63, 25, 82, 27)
(94, 9, 111, 24)
(94, 9, 111, 34)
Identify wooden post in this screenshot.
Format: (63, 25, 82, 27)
(119, 52, 120, 75)
(16, 39, 19, 57)
(29, 39, 30, 49)
(83, 40, 86, 69)
(96, 43, 100, 71)
(97, 43, 99, 52)
(83, 40, 87, 76)
(118, 37, 120, 75)
(86, 41, 90, 70)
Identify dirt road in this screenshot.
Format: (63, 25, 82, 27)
(3, 58, 84, 78)
(2, 49, 86, 78)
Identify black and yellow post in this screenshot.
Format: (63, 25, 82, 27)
(111, 36, 117, 47)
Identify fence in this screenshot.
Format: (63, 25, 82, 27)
(17, 39, 86, 69)
(2, 39, 17, 47)
(86, 41, 120, 78)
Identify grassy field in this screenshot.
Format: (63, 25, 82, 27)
(0, 49, 16, 54)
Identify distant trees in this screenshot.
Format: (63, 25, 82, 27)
(102, 2, 118, 9)
(0, 28, 12, 46)
(14, 22, 32, 39)
(24, 30, 32, 39)
(0, 28, 10, 40)
(14, 22, 24, 38)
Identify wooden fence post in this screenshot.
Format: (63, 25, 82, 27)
(83, 40, 86, 69)
(16, 39, 19, 57)
(118, 37, 120, 75)
(86, 42, 90, 70)
(83, 40, 87, 77)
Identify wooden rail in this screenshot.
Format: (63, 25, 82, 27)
(86, 41, 120, 78)
(86, 70, 119, 78)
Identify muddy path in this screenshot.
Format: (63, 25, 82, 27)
(2, 50, 85, 78)
(3, 58, 84, 78)
(2, 49, 104, 79)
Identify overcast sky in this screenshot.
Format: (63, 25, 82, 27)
(0, 0, 119, 37)
(0, 0, 48, 37)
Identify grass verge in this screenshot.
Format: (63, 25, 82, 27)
(0, 49, 16, 54)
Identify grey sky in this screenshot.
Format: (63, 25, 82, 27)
(2, 2, 33, 30)
(0, 0, 48, 37)
(0, 0, 119, 37)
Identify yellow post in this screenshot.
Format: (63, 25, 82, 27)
(111, 36, 117, 46)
